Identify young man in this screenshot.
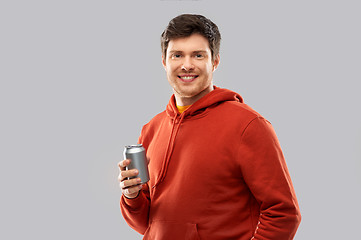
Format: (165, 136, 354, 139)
(118, 14, 301, 239)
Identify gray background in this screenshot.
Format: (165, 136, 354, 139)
(1, 0, 360, 239)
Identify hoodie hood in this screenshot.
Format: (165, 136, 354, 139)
(153, 86, 243, 189)
(166, 85, 244, 119)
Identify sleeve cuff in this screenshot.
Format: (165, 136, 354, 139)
(121, 191, 146, 211)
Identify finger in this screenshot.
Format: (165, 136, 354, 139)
(119, 169, 139, 181)
(119, 178, 142, 189)
(118, 159, 130, 170)
(122, 184, 143, 196)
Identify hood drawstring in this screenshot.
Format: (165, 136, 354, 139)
(152, 112, 186, 189)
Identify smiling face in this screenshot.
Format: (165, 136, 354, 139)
(162, 33, 220, 106)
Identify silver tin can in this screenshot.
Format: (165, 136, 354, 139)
(123, 144, 150, 184)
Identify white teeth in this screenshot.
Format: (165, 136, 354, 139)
(180, 76, 196, 80)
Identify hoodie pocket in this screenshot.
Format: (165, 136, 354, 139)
(143, 220, 200, 240)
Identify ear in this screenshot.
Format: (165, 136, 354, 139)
(162, 55, 167, 70)
(212, 54, 220, 71)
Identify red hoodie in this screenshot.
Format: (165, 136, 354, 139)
(120, 86, 301, 240)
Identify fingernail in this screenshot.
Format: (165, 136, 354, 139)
(134, 170, 139, 174)
(137, 178, 141, 182)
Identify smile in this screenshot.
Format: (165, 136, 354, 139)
(178, 75, 198, 82)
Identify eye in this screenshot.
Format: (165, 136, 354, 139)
(195, 54, 204, 59)
(171, 54, 182, 59)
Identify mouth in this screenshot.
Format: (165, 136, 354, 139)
(178, 75, 199, 83)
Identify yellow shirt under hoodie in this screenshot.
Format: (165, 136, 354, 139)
(176, 105, 191, 114)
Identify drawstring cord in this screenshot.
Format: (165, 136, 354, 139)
(152, 113, 186, 188)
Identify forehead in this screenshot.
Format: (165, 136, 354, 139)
(167, 33, 211, 53)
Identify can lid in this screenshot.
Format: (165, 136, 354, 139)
(125, 144, 143, 149)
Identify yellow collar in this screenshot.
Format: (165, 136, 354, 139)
(176, 105, 191, 114)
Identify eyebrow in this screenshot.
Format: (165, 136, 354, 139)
(168, 50, 208, 54)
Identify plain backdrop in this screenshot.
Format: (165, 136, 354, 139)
(1, 0, 360, 239)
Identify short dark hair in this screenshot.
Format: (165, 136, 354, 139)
(161, 14, 221, 60)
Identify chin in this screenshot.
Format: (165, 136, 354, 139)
(176, 87, 203, 98)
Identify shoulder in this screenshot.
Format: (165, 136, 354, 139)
(203, 100, 272, 141)
(139, 110, 167, 142)
(225, 102, 276, 137)
(216, 100, 264, 124)
(144, 110, 167, 126)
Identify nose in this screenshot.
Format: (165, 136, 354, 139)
(181, 56, 194, 71)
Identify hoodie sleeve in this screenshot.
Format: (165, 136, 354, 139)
(120, 183, 150, 234)
(120, 131, 151, 234)
(237, 117, 301, 240)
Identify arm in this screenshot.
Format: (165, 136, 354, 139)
(120, 182, 150, 234)
(119, 130, 152, 234)
(238, 117, 301, 240)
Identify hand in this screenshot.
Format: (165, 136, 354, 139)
(118, 159, 143, 199)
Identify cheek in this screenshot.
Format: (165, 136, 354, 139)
(166, 67, 178, 82)
(204, 64, 214, 75)
(166, 64, 178, 75)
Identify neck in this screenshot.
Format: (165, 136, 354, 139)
(174, 84, 214, 106)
